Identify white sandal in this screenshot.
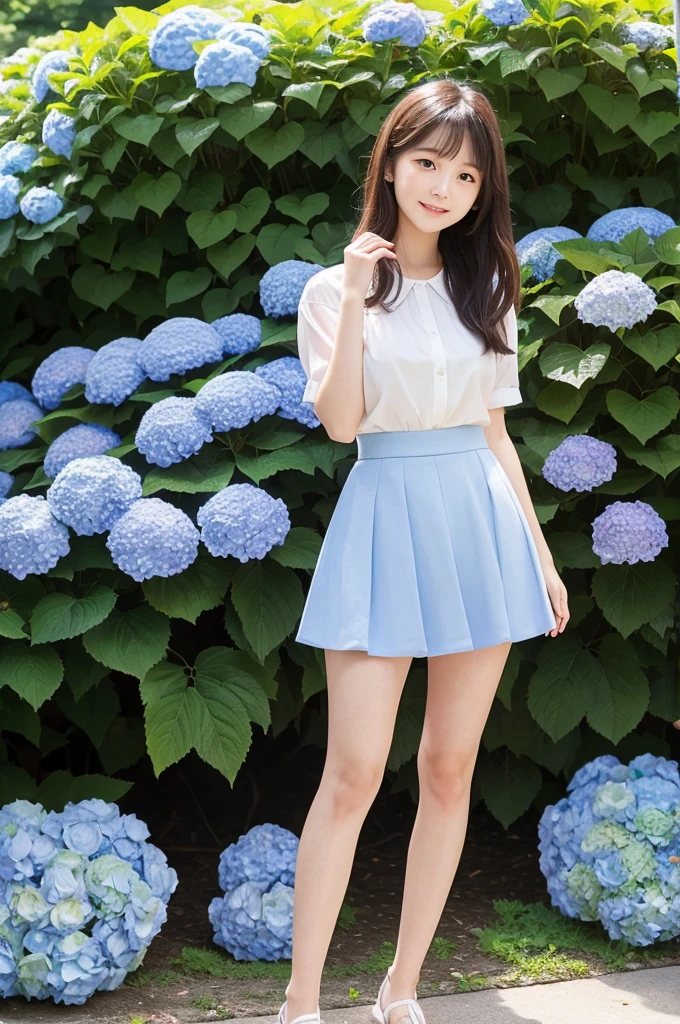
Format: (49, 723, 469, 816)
(278, 984, 324, 1024)
(371, 966, 422, 1024)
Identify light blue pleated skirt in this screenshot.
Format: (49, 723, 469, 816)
(295, 424, 557, 658)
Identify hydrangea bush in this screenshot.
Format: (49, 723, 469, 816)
(208, 823, 297, 960)
(0, 0, 677, 825)
(0, 798, 178, 1003)
(538, 754, 680, 945)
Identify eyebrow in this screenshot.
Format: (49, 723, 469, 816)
(414, 148, 481, 171)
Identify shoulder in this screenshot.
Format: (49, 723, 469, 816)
(299, 263, 345, 307)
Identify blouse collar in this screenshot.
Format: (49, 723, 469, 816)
(380, 267, 448, 309)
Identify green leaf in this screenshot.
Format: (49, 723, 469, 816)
(231, 559, 305, 661)
(527, 633, 599, 742)
(0, 644, 64, 711)
(606, 387, 680, 444)
(622, 325, 680, 371)
(175, 116, 219, 156)
(539, 342, 610, 388)
(82, 606, 170, 680)
(218, 100, 276, 141)
(534, 65, 587, 102)
(0, 447, 47, 472)
(132, 170, 182, 217)
(30, 586, 117, 644)
(586, 635, 650, 744)
(35, 771, 132, 812)
(267, 526, 322, 569)
(0, 690, 40, 746)
(98, 715, 146, 774)
(186, 209, 237, 249)
(274, 192, 329, 225)
(110, 237, 163, 276)
(0, 765, 37, 804)
(477, 748, 543, 829)
(614, 433, 680, 479)
(578, 84, 641, 133)
(0, 608, 28, 639)
(112, 112, 164, 145)
(166, 267, 212, 305)
(71, 265, 135, 311)
(56, 679, 120, 748)
(206, 233, 257, 282)
(142, 447, 235, 495)
(61, 639, 109, 702)
(142, 554, 235, 623)
(591, 561, 676, 638)
(243, 122, 305, 168)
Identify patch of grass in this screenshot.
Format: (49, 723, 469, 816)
(472, 899, 679, 982)
(125, 967, 180, 988)
(348, 985, 361, 1001)
(336, 900, 357, 930)
(429, 936, 458, 959)
(453, 972, 494, 992)
(325, 940, 396, 977)
(192, 994, 233, 1018)
(172, 946, 291, 979)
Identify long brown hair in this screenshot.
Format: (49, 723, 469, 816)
(354, 78, 520, 356)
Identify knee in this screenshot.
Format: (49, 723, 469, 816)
(322, 760, 384, 817)
(416, 748, 476, 809)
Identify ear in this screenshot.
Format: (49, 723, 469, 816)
(383, 159, 393, 181)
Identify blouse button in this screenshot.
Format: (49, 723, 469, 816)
(437, 369, 445, 375)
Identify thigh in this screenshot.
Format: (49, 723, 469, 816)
(421, 642, 512, 759)
(324, 649, 413, 777)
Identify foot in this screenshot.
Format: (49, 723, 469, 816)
(380, 968, 418, 1024)
(282, 997, 319, 1024)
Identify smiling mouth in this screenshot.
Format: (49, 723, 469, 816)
(419, 201, 448, 213)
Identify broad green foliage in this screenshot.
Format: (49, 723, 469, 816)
(0, 0, 678, 825)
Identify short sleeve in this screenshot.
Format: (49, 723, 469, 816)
(488, 305, 522, 409)
(297, 298, 338, 404)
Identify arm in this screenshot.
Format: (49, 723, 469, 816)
(313, 287, 366, 442)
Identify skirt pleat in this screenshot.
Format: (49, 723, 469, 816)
(295, 425, 556, 657)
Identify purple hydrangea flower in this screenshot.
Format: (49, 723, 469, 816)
(41, 109, 76, 159)
(47, 455, 143, 535)
(259, 259, 324, 318)
(148, 5, 227, 71)
(0, 494, 70, 578)
(139, 317, 223, 382)
(0, 381, 35, 407)
(217, 824, 297, 892)
(542, 436, 617, 492)
(194, 370, 282, 432)
(515, 227, 583, 282)
(573, 269, 657, 333)
(0, 470, 13, 502)
(44, 424, 121, 479)
(210, 312, 262, 356)
(208, 879, 293, 961)
(31, 51, 71, 103)
(216, 22, 272, 58)
(106, 497, 200, 581)
(362, 1, 428, 46)
(253, 355, 318, 428)
(620, 20, 672, 51)
(587, 207, 676, 245)
(0, 142, 38, 174)
(477, 0, 530, 25)
(0, 173, 21, 220)
(135, 396, 213, 467)
(197, 482, 290, 561)
(31, 346, 95, 410)
(84, 337, 146, 406)
(20, 185, 64, 224)
(591, 499, 669, 565)
(0, 398, 42, 449)
(194, 40, 262, 89)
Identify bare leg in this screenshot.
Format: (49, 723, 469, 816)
(284, 648, 413, 1023)
(384, 642, 512, 1024)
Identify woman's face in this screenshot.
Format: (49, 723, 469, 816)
(386, 131, 483, 233)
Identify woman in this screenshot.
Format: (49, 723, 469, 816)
(280, 78, 569, 1024)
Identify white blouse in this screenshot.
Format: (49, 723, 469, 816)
(296, 262, 522, 434)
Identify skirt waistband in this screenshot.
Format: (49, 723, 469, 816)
(356, 425, 489, 460)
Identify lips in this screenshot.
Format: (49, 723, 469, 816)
(419, 201, 448, 213)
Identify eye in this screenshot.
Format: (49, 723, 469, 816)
(416, 160, 476, 182)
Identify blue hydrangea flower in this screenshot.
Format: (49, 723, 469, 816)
(515, 227, 583, 282)
(197, 482, 290, 561)
(477, 0, 530, 25)
(32, 346, 95, 410)
(41, 109, 76, 159)
(194, 371, 281, 432)
(620, 20, 672, 51)
(84, 337, 146, 406)
(0, 799, 177, 1004)
(0, 173, 21, 220)
(208, 879, 293, 961)
(0, 470, 13, 502)
(139, 317, 223, 382)
(194, 39, 262, 89)
(31, 51, 71, 103)
(135, 396, 213, 467)
(210, 312, 262, 356)
(259, 260, 324, 318)
(216, 22, 272, 58)
(542, 436, 617, 492)
(362, 1, 428, 46)
(20, 185, 64, 224)
(148, 5, 227, 71)
(591, 499, 669, 565)
(0, 494, 70, 579)
(44, 424, 121, 479)
(0, 142, 38, 174)
(254, 355, 318, 428)
(106, 497, 200, 581)
(538, 754, 680, 945)
(217, 824, 297, 892)
(47, 455, 143, 536)
(0, 398, 42, 449)
(587, 207, 676, 245)
(0, 381, 35, 407)
(573, 270, 657, 333)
